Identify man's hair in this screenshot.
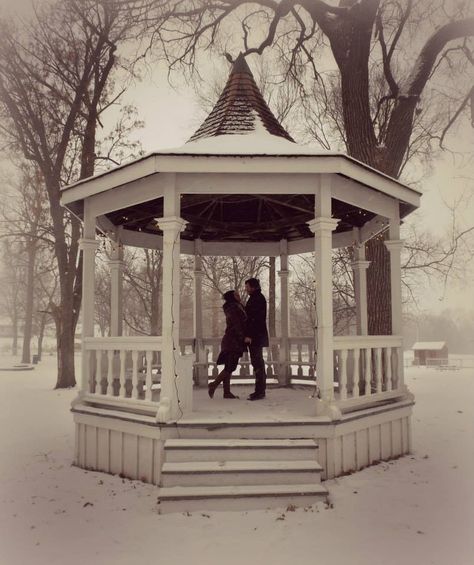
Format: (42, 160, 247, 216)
(245, 278, 261, 290)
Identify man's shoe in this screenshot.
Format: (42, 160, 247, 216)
(247, 392, 265, 401)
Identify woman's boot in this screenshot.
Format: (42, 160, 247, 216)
(223, 374, 239, 399)
(208, 370, 227, 398)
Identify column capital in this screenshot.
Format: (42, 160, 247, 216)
(307, 217, 339, 234)
(156, 216, 187, 233)
(193, 269, 204, 278)
(278, 269, 290, 278)
(79, 238, 99, 251)
(385, 239, 404, 252)
(351, 260, 370, 271)
(108, 259, 124, 269)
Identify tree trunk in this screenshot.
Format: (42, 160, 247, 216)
(54, 286, 77, 388)
(12, 309, 18, 357)
(366, 234, 392, 335)
(37, 313, 46, 361)
(21, 241, 36, 364)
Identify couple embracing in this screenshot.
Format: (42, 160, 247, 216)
(208, 278, 268, 401)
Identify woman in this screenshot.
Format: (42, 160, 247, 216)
(208, 290, 246, 400)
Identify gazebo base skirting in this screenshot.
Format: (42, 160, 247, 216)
(72, 394, 413, 486)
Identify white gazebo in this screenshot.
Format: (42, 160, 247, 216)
(61, 55, 421, 511)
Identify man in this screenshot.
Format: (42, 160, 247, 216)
(244, 278, 269, 401)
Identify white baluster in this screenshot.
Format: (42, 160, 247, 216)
(376, 347, 382, 393)
(131, 350, 139, 399)
(339, 348, 348, 400)
(119, 350, 126, 397)
(84, 350, 91, 393)
(297, 344, 303, 378)
(107, 350, 114, 395)
(365, 348, 372, 396)
(353, 348, 360, 398)
(266, 348, 273, 378)
(145, 350, 153, 401)
(386, 347, 392, 391)
(96, 350, 102, 394)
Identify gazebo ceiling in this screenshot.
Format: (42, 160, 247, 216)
(105, 194, 377, 243)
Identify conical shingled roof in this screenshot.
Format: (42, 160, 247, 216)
(188, 54, 295, 143)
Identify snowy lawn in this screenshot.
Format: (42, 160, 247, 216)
(0, 354, 473, 565)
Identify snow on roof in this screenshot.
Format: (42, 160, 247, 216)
(412, 342, 447, 351)
(163, 120, 324, 156)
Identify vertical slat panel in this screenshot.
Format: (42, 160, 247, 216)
(109, 430, 123, 475)
(138, 436, 154, 483)
(333, 436, 343, 477)
(356, 429, 369, 470)
(342, 432, 356, 473)
(97, 428, 110, 472)
(391, 419, 402, 457)
(369, 425, 381, 464)
(380, 422, 391, 459)
(85, 425, 97, 469)
(123, 433, 138, 479)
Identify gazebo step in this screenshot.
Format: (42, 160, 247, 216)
(163, 438, 319, 462)
(157, 483, 328, 513)
(161, 459, 323, 487)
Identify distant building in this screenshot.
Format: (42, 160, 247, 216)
(412, 342, 448, 366)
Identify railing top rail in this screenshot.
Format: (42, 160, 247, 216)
(333, 335, 403, 348)
(84, 336, 163, 351)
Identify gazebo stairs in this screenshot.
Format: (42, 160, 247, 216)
(157, 438, 328, 513)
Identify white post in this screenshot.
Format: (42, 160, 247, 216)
(351, 244, 370, 335)
(80, 199, 99, 393)
(156, 175, 187, 421)
(385, 215, 405, 389)
(308, 175, 340, 419)
(278, 239, 290, 385)
(109, 234, 124, 337)
(193, 239, 207, 387)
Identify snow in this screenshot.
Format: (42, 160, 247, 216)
(1, 353, 474, 565)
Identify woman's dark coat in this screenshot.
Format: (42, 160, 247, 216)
(217, 301, 247, 365)
(245, 290, 269, 347)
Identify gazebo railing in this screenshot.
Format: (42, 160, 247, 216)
(333, 335, 404, 410)
(82, 336, 163, 408)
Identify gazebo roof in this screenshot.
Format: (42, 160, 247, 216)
(60, 56, 421, 251)
(189, 53, 295, 144)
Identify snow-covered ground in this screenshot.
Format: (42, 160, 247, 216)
(1, 354, 473, 565)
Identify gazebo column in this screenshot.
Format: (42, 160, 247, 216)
(351, 244, 370, 335)
(80, 199, 99, 393)
(308, 176, 340, 419)
(278, 239, 290, 385)
(109, 235, 124, 337)
(156, 178, 187, 421)
(385, 216, 405, 389)
(193, 239, 207, 387)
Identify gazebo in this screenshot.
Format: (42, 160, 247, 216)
(61, 55, 421, 511)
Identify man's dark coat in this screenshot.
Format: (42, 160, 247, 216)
(245, 290, 269, 347)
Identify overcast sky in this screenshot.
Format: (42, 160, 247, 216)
(1, 0, 473, 316)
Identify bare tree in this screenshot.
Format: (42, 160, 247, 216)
(0, 0, 135, 386)
(135, 0, 474, 334)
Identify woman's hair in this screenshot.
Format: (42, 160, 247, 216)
(245, 278, 261, 290)
(223, 290, 238, 302)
